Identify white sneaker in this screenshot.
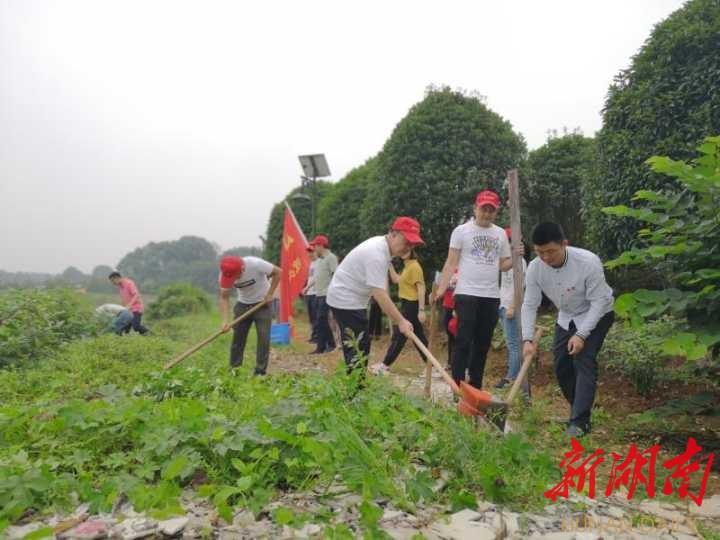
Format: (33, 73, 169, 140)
(369, 363, 389, 376)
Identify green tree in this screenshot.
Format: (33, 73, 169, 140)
(222, 246, 263, 258)
(117, 236, 218, 292)
(263, 181, 333, 264)
(86, 265, 116, 293)
(316, 157, 378, 258)
(521, 133, 595, 245)
(362, 86, 526, 272)
(603, 136, 720, 365)
(588, 0, 720, 257)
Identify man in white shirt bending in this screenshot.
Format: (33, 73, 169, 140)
(327, 217, 424, 374)
(435, 190, 519, 389)
(521, 222, 615, 437)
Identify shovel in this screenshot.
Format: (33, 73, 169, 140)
(406, 332, 508, 431)
(488, 327, 544, 433)
(163, 301, 269, 370)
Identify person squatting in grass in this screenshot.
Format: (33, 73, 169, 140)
(326, 217, 425, 374)
(495, 227, 528, 390)
(521, 222, 615, 438)
(370, 248, 429, 375)
(218, 255, 281, 375)
(434, 190, 522, 389)
(302, 243, 320, 344)
(108, 271, 150, 335)
(305, 234, 338, 355)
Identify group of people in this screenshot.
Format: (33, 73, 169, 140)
(111, 187, 611, 437)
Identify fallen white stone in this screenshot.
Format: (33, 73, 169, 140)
(63, 520, 109, 539)
(688, 494, 720, 519)
(381, 509, 405, 522)
(113, 518, 157, 540)
(428, 509, 499, 540)
(158, 516, 189, 536)
(6, 523, 45, 540)
(638, 500, 686, 524)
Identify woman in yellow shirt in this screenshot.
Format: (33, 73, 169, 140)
(370, 250, 429, 374)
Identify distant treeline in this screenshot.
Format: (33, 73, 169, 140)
(1, 237, 261, 293)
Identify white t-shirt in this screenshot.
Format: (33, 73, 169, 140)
(221, 256, 273, 304)
(449, 220, 510, 298)
(306, 259, 318, 295)
(500, 258, 528, 309)
(327, 236, 391, 310)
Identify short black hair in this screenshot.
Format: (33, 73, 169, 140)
(108, 271, 122, 280)
(531, 222, 566, 246)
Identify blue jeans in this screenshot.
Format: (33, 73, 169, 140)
(499, 307, 521, 380)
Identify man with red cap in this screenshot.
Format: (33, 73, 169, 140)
(327, 217, 424, 373)
(435, 190, 519, 389)
(218, 255, 281, 374)
(304, 234, 338, 354)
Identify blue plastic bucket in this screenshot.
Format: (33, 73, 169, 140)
(270, 322, 290, 345)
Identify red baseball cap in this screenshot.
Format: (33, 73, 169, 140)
(476, 190, 501, 209)
(311, 235, 329, 247)
(391, 216, 424, 245)
(219, 256, 244, 288)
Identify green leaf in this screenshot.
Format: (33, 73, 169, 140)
(450, 489, 477, 512)
(161, 455, 190, 480)
(23, 527, 54, 540)
(359, 500, 383, 530)
(273, 507, 295, 526)
(613, 294, 636, 317)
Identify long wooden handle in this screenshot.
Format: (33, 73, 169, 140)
(407, 331, 459, 394)
(163, 301, 269, 370)
(424, 285, 438, 397)
(506, 328, 543, 404)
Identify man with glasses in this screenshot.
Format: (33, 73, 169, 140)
(521, 222, 615, 437)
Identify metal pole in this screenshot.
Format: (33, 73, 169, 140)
(311, 176, 317, 237)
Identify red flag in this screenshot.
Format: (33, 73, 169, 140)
(279, 204, 310, 326)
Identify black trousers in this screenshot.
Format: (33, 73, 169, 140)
(306, 294, 318, 341)
(131, 312, 149, 335)
(368, 298, 383, 337)
(330, 306, 370, 373)
(230, 301, 272, 374)
(444, 307, 455, 368)
(315, 296, 336, 352)
(553, 311, 615, 429)
(383, 299, 428, 366)
(452, 295, 500, 388)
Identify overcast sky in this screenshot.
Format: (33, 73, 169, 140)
(1, 0, 686, 274)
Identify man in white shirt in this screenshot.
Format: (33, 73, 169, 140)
(218, 255, 282, 374)
(327, 217, 424, 373)
(521, 222, 615, 437)
(307, 234, 338, 354)
(435, 190, 519, 389)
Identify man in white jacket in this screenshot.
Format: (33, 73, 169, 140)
(521, 222, 615, 437)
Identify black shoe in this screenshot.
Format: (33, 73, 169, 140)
(325, 346, 336, 353)
(494, 378, 512, 389)
(309, 349, 324, 355)
(566, 423, 590, 438)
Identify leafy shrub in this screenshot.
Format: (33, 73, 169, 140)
(603, 136, 720, 369)
(588, 0, 720, 257)
(601, 316, 683, 396)
(0, 288, 97, 367)
(146, 283, 212, 320)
